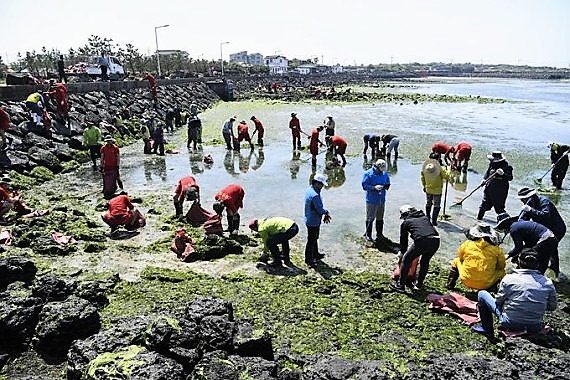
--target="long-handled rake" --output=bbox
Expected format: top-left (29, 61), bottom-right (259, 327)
top-left (439, 179), bottom-right (452, 220)
top-left (451, 171), bottom-right (498, 208)
top-left (535, 151), bottom-right (569, 184)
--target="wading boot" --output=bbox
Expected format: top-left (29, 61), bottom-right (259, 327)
top-left (432, 207), bottom-right (440, 226)
top-left (174, 202), bottom-right (183, 219)
top-left (446, 267), bottom-right (459, 290)
top-left (365, 221), bottom-right (374, 241)
top-left (231, 215), bottom-right (241, 235)
top-left (425, 206), bottom-right (432, 220)
top-left (477, 208), bottom-right (486, 221)
top-left (226, 214), bottom-right (233, 233)
top-left (375, 220), bottom-right (384, 242)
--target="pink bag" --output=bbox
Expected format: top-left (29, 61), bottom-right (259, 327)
top-left (204, 215), bottom-right (223, 235)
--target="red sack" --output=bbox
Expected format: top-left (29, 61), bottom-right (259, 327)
top-left (171, 228), bottom-right (195, 261)
top-left (185, 202), bottom-right (215, 227)
top-left (204, 215), bottom-right (223, 235)
top-left (392, 257), bottom-right (419, 285)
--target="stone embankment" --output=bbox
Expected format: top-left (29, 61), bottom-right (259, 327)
top-left (0, 81), bottom-right (220, 182)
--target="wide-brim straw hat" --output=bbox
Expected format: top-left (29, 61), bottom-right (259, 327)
top-left (422, 159), bottom-right (441, 179)
top-left (466, 223), bottom-right (501, 245)
top-left (495, 212), bottom-right (518, 231)
top-left (486, 151), bottom-right (506, 162)
top-left (517, 187), bottom-right (537, 199)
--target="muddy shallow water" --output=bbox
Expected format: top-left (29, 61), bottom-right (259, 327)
top-left (36, 79), bottom-right (570, 279)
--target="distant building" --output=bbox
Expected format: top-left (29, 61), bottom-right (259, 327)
top-left (265, 55), bottom-right (288, 75)
top-left (296, 64), bottom-right (317, 75)
top-left (331, 64), bottom-right (344, 74)
top-left (229, 51), bottom-right (265, 66)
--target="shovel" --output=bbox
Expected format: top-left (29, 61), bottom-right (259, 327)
top-left (451, 171), bottom-right (498, 208)
top-left (535, 151), bottom-right (569, 183)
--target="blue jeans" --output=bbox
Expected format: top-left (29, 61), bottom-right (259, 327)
top-left (477, 291), bottom-right (542, 333)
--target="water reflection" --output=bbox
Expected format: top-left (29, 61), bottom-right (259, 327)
top-left (324, 164), bottom-right (346, 188)
top-left (251, 149), bottom-right (265, 171)
top-left (238, 149), bottom-right (254, 173)
top-left (224, 150), bottom-right (238, 177)
top-left (290, 151), bottom-right (301, 179)
top-left (387, 157), bottom-right (398, 175)
top-left (450, 170), bottom-right (468, 192)
top-left (362, 154), bottom-right (373, 171)
top-left (143, 156), bottom-right (167, 182)
top-left (189, 152), bottom-right (204, 174)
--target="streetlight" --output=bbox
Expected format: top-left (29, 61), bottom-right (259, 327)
top-left (154, 24), bottom-right (170, 77)
top-left (220, 41), bottom-right (230, 76)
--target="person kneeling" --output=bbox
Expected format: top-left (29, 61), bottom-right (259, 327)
top-left (472, 248), bottom-right (557, 337)
top-left (249, 217), bottom-right (299, 267)
top-left (446, 223), bottom-right (506, 291)
top-left (101, 191), bottom-right (146, 233)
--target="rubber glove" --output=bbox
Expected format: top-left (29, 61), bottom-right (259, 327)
top-left (323, 214), bottom-right (332, 224)
top-left (374, 185), bottom-right (384, 191)
top-left (522, 204), bottom-right (532, 212)
top-left (496, 168), bottom-right (504, 176)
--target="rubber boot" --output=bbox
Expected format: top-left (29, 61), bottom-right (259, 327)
top-left (174, 202), bottom-right (183, 218)
top-left (477, 208), bottom-right (486, 221)
top-left (365, 221), bottom-right (374, 241)
top-left (226, 214), bottom-right (233, 232)
top-left (425, 205), bottom-right (432, 220)
top-left (375, 220), bottom-right (384, 241)
top-left (232, 214), bottom-right (240, 235)
top-left (446, 267), bottom-right (459, 289)
top-left (432, 207), bottom-right (440, 226)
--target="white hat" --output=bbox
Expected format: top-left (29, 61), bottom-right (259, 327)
top-left (466, 223), bottom-right (500, 245)
top-left (313, 173), bottom-right (328, 186)
top-left (399, 204), bottom-right (416, 218)
top-left (374, 159), bottom-right (387, 171)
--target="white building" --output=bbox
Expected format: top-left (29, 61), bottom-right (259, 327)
top-left (296, 64), bottom-right (317, 75)
top-left (264, 55), bottom-right (288, 75)
top-left (229, 51), bottom-right (265, 66)
top-left (331, 64), bottom-right (344, 74)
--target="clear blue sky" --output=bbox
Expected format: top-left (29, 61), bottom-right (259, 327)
top-left (2, 0), bottom-right (569, 67)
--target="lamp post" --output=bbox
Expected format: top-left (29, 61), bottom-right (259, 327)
top-left (220, 41), bottom-right (230, 76)
top-left (154, 24), bottom-right (170, 77)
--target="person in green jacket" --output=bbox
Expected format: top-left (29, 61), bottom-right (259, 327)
top-left (83, 123), bottom-right (102, 168)
top-left (421, 158), bottom-right (450, 226)
top-left (248, 217), bottom-right (299, 267)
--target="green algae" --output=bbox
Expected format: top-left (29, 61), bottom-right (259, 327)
top-left (29, 166), bottom-right (55, 182)
top-left (85, 345), bottom-right (146, 379)
top-left (8, 171), bottom-right (37, 191)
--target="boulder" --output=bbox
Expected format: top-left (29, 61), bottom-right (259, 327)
top-left (233, 320), bottom-right (274, 360)
top-left (143, 315), bottom-right (201, 353)
top-left (67, 316), bottom-right (151, 379)
top-left (190, 350), bottom-right (239, 380)
top-left (75, 281), bottom-right (109, 309)
top-left (185, 297), bottom-right (234, 322)
top-left (84, 346), bottom-right (185, 380)
top-left (27, 146), bottom-right (63, 173)
top-left (228, 355), bottom-right (278, 380)
top-left (33, 296), bottom-right (101, 356)
top-left (301, 356), bottom-right (391, 380)
top-left (22, 133), bottom-right (53, 150)
top-left (31, 274), bottom-right (76, 302)
top-left (51, 143), bottom-right (76, 162)
top-left (0, 257), bottom-right (37, 289)
top-left (0, 283), bottom-right (44, 348)
top-left (0, 150), bottom-right (32, 172)
top-left (199, 315), bottom-right (235, 352)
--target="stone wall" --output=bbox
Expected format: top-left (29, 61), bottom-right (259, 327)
top-left (0, 82), bottom-right (221, 178)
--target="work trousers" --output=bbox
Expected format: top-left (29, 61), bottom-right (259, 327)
top-left (305, 225), bottom-right (321, 263)
top-left (267, 223), bottom-right (299, 263)
top-left (398, 237), bottom-right (440, 287)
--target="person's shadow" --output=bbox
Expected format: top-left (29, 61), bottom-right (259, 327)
top-left (108, 230), bottom-right (140, 240)
top-left (311, 260), bottom-right (343, 279)
top-left (289, 151), bottom-right (301, 179)
top-left (251, 148), bottom-right (265, 171)
top-left (256, 262), bottom-right (307, 277)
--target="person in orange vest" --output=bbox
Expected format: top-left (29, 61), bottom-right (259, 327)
top-left (213, 184), bottom-right (245, 235)
top-left (325, 135), bottom-right (348, 166)
top-left (100, 135), bottom-right (124, 198)
top-left (173, 175), bottom-right (200, 220)
top-left (236, 120), bottom-right (254, 150)
top-left (250, 116), bottom-right (265, 146)
top-left (0, 107), bottom-right (13, 150)
top-left (48, 80), bottom-right (70, 126)
top-left (101, 191), bottom-right (146, 233)
top-left (289, 113), bottom-right (302, 150)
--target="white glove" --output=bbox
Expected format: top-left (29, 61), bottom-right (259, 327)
top-left (496, 168), bottom-right (504, 176)
top-left (374, 185), bottom-right (384, 191)
top-left (522, 204), bottom-right (532, 213)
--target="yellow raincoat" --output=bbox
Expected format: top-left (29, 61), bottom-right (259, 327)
top-left (452, 239), bottom-right (506, 290)
top-left (421, 166), bottom-right (450, 195)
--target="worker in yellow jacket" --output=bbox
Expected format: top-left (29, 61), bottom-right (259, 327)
top-left (420, 158), bottom-right (450, 226)
top-left (447, 223), bottom-right (506, 290)
top-left (248, 217), bottom-right (299, 268)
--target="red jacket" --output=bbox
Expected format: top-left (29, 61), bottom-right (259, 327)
top-left (455, 141), bottom-right (472, 154)
top-left (101, 143), bottom-right (120, 169)
top-left (144, 74), bottom-right (156, 87)
top-left (237, 122), bottom-right (249, 135)
top-left (331, 135), bottom-right (347, 153)
top-left (108, 195), bottom-right (133, 218)
top-left (432, 142), bottom-right (452, 154)
top-left (0, 108), bottom-right (10, 131)
top-left (174, 176), bottom-right (199, 197)
top-left (215, 184), bottom-right (245, 213)
top-left (289, 117), bottom-right (300, 131)
top-left (252, 119), bottom-right (264, 133)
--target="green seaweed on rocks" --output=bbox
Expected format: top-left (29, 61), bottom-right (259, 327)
top-left (30, 166), bottom-right (55, 182)
top-left (85, 345), bottom-right (146, 379)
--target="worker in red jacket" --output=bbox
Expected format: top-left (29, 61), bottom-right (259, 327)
top-left (100, 135), bottom-right (124, 198)
top-left (101, 191), bottom-right (146, 233)
top-left (325, 135), bottom-right (348, 166)
top-left (289, 113), bottom-right (302, 150)
top-left (250, 116), bottom-right (265, 146)
top-left (48, 81), bottom-right (70, 126)
top-left (143, 73), bottom-right (158, 105)
top-left (0, 107), bottom-right (13, 150)
top-left (236, 120), bottom-right (254, 150)
top-left (452, 141), bottom-right (472, 173)
top-left (213, 184), bottom-right (245, 235)
top-left (309, 126), bottom-right (324, 167)
top-left (0, 181), bottom-right (36, 220)
top-left (431, 141), bottom-right (453, 166)
top-left (173, 175), bottom-right (200, 219)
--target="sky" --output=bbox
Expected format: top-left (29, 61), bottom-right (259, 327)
top-left (1, 0), bottom-right (569, 68)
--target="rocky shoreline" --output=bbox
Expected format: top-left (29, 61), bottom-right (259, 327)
top-left (0, 80), bottom-right (569, 379)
